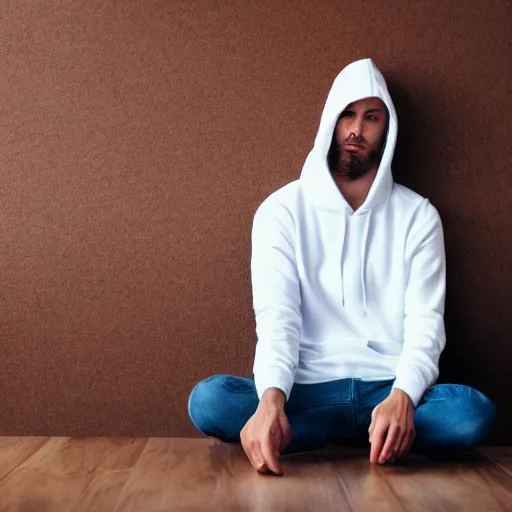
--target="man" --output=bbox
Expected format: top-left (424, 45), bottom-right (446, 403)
top-left (188, 58), bottom-right (497, 474)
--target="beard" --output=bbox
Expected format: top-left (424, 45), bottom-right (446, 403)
top-left (328, 136), bottom-right (384, 181)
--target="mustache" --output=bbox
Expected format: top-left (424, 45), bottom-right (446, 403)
top-left (343, 135), bottom-right (367, 146)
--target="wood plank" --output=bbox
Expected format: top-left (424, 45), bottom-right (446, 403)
top-left (328, 447), bottom-right (407, 512)
top-left (17, 437), bottom-right (148, 472)
top-left (248, 448), bottom-right (351, 512)
top-left (0, 437), bottom-right (510, 511)
top-left (330, 448), bottom-right (512, 512)
top-left (0, 437), bottom-right (147, 512)
top-left (0, 437), bottom-right (49, 480)
top-left (383, 454), bottom-right (510, 512)
top-left (476, 459), bottom-right (512, 512)
top-left (480, 446), bottom-right (512, 477)
top-left (114, 438), bottom-right (350, 512)
top-left (69, 469), bottom-right (133, 512)
top-left (0, 468), bottom-right (93, 512)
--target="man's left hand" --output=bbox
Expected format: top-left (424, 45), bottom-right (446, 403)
top-left (369, 388), bottom-right (415, 464)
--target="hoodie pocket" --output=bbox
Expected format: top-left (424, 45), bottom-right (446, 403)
top-left (367, 340), bottom-right (403, 357)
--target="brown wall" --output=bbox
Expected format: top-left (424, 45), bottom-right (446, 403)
top-left (0, 1), bottom-right (510, 442)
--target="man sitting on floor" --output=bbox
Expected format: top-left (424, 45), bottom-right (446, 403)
top-left (188, 58), bottom-right (497, 475)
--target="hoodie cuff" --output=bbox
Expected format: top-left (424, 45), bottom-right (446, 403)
top-left (254, 367), bottom-right (294, 402)
top-left (392, 374), bottom-right (429, 408)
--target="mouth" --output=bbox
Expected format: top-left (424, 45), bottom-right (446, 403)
top-left (343, 143), bottom-right (365, 152)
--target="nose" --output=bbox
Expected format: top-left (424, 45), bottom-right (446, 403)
top-left (350, 117), bottom-right (364, 138)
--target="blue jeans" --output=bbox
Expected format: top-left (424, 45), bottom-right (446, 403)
top-left (188, 375), bottom-right (497, 456)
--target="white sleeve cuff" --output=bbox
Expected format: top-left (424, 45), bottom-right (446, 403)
top-left (254, 367), bottom-right (294, 401)
top-left (392, 375), bottom-right (429, 408)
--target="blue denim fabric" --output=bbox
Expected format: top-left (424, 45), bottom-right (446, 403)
top-left (188, 375), bottom-right (497, 456)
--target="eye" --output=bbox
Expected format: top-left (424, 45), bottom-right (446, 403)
top-left (367, 115), bottom-right (379, 122)
top-left (340, 110), bottom-right (355, 118)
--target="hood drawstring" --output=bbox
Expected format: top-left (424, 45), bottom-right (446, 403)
top-left (340, 210), bottom-right (347, 306)
top-left (360, 210), bottom-right (371, 317)
top-left (340, 209), bottom-right (370, 316)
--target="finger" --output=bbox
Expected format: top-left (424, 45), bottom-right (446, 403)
top-left (245, 440), bottom-right (267, 472)
top-left (261, 433), bottom-right (282, 475)
top-left (379, 425), bottom-right (399, 464)
top-left (369, 406), bottom-right (379, 442)
top-left (396, 436), bottom-right (409, 459)
top-left (279, 418), bottom-right (292, 452)
top-left (399, 420), bottom-right (415, 455)
top-left (398, 429), bottom-right (415, 458)
top-left (393, 430), bottom-right (406, 459)
top-left (369, 423), bottom-right (387, 464)
top-left (257, 463), bottom-right (269, 474)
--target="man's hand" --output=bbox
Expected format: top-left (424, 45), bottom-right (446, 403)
top-left (240, 388), bottom-right (292, 475)
top-left (369, 388), bottom-right (415, 464)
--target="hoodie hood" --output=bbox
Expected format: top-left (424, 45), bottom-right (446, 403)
top-left (300, 58), bottom-right (398, 213)
top-left (299, 58), bottom-right (399, 316)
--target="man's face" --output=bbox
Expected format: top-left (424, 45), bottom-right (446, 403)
top-left (329, 97), bottom-right (388, 180)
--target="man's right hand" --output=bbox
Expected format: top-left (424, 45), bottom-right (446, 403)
top-left (240, 388), bottom-right (292, 475)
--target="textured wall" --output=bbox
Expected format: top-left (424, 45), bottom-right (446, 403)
top-left (0, 0), bottom-right (510, 442)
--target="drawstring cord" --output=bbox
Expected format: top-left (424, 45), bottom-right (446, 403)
top-left (360, 211), bottom-right (371, 317)
top-left (340, 211), bottom-right (347, 306)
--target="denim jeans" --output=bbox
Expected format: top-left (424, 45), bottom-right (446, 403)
top-left (188, 375), bottom-right (497, 456)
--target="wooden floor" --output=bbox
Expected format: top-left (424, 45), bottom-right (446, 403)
top-left (0, 437), bottom-right (511, 511)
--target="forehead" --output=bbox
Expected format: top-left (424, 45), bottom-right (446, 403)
top-left (345, 97), bottom-right (386, 111)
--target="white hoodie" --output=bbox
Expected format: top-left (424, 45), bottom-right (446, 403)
top-left (251, 58), bottom-right (446, 407)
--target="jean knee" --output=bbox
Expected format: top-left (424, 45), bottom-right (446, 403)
top-left (466, 388), bottom-right (497, 445)
top-left (452, 387), bottom-right (497, 448)
top-left (417, 384), bottom-right (498, 453)
top-left (188, 375), bottom-right (227, 434)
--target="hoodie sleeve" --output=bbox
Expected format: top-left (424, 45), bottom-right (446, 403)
top-left (392, 200), bottom-right (447, 407)
top-left (251, 198), bottom-right (302, 401)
